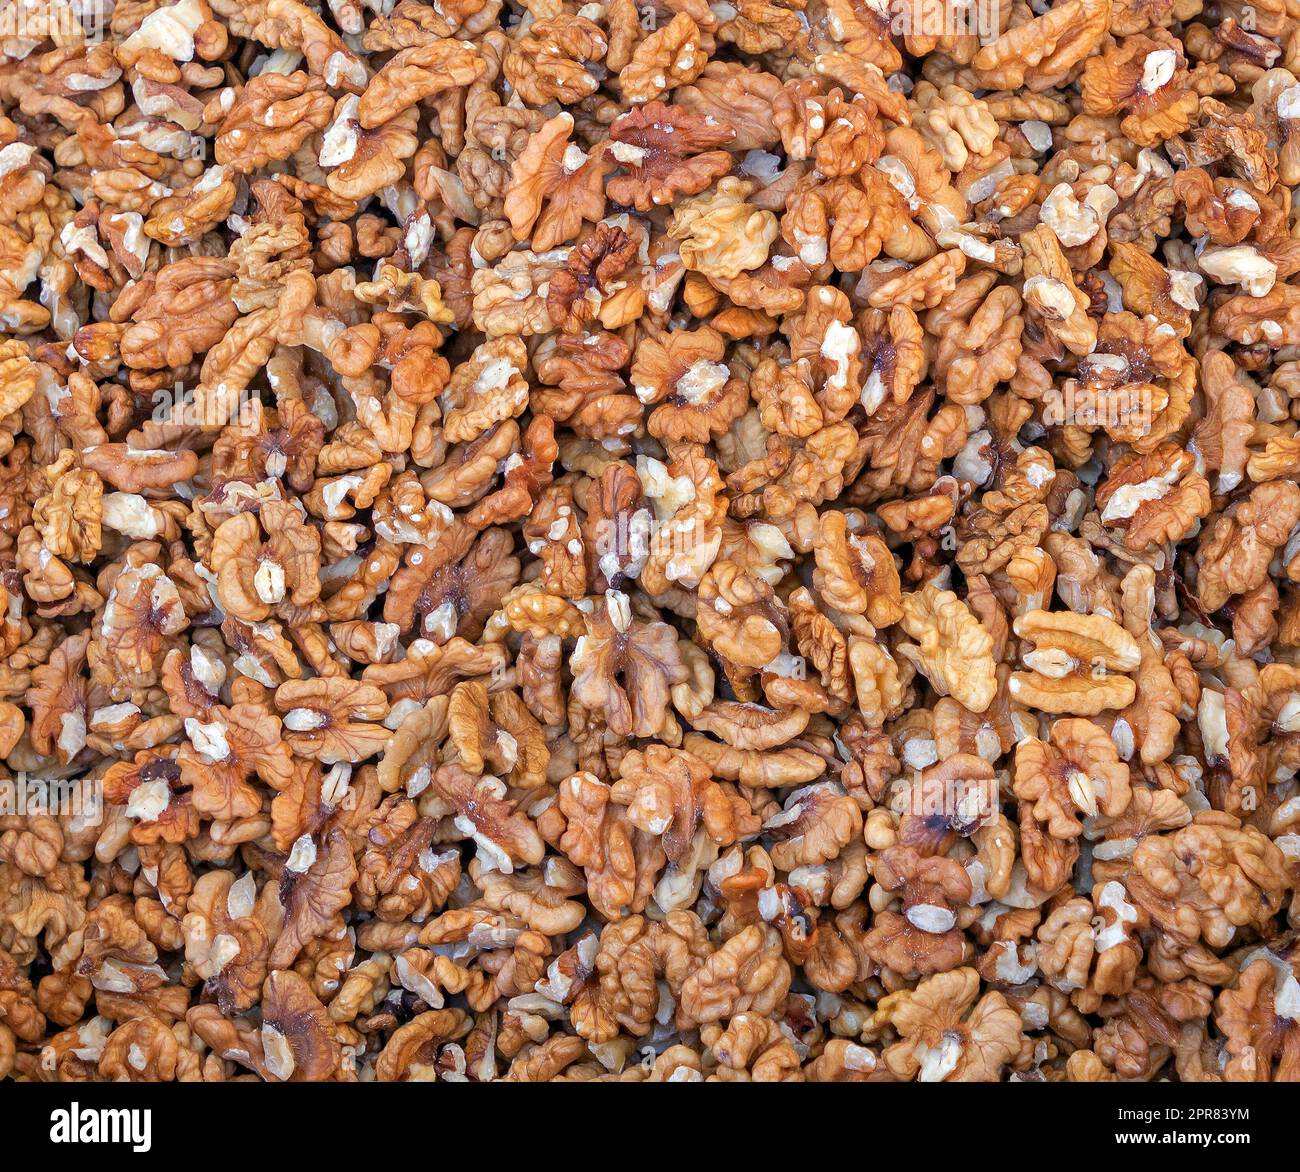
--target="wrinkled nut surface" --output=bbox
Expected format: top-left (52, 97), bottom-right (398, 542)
top-left (0, 0), bottom-right (1298, 1092)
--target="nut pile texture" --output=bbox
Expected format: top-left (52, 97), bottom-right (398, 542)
top-left (3, 0), bottom-right (1300, 1085)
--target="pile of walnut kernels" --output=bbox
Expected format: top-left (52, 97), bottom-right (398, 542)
top-left (1, 0), bottom-right (1300, 1085)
